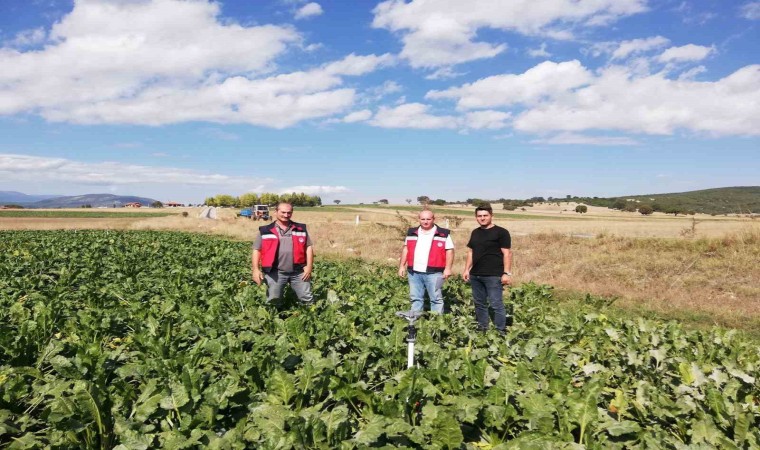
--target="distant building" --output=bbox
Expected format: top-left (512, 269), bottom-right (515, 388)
top-left (124, 202), bottom-right (142, 208)
top-left (165, 201), bottom-right (185, 207)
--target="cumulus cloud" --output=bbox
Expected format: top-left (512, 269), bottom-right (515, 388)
top-left (0, 0), bottom-right (391, 128)
top-left (740, 1), bottom-right (760, 19)
top-left (370, 103), bottom-right (458, 129)
top-left (527, 43), bottom-right (551, 58)
top-left (367, 103), bottom-right (509, 130)
top-left (426, 61), bottom-right (593, 110)
top-left (513, 65), bottom-right (760, 136)
top-left (6, 27), bottom-right (47, 48)
top-left (372, 0), bottom-right (647, 69)
top-left (611, 36), bottom-right (670, 60)
top-left (342, 109), bottom-right (373, 123)
top-left (531, 132), bottom-right (639, 146)
top-left (295, 2), bottom-right (323, 20)
top-left (279, 185), bottom-right (349, 195)
top-left (657, 44), bottom-right (714, 62)
top-left (0, 153), bottom-right (273, 188)
top-left (428, 61), bottom-right (760, 136)
top-left (463, 110), bottom-right (512, 130)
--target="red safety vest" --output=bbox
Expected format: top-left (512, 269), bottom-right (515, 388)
top-left (405, 226), bottom-right (450, 272)
top-left (259, 222), bottom-right (309, 271)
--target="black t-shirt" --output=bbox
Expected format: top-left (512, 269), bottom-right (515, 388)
top-left (467, 225), bottom-right (511, 276)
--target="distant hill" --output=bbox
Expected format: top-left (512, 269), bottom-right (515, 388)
top-left (23, 193), bottom-right (160, 208)
top-left (619, 187), bottom-right (760, 215)
top-left (0, 191), bottom-right (62, 204)
top-left (569, 186), bottom-right (760, 215)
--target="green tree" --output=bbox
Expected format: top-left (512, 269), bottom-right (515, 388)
top-left (432, 199), bottom-right (446, 206)
top-left (378, 199), bottom-right (389, 204)
top-left (624, 203), bottom-right (638, 212)
top-left (638, 204), bottom-right (654, 215)
top-left (575, 205), bottom-right (588, 214)
top-left (260, 193), bottom-right (280, 206)
top-left (417, 196), bottom-right (430, 205)
top-left (334, 199), bottom-right (341, 205)
top-left (239, 192), bottom-right (259, 207)
top-left (405, 198), bottom-right (412, 205)
top-left (151, 201), bottom-right (164, 208)
top-left (611, 199), bottom-right (627, 210)
top-left (214, 194), bottom-right (237, 207)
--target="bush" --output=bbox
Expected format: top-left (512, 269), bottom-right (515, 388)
top-left (575, 205), bottom-right (588, 214)
top-left (638, 204), bottom-right (654, 215)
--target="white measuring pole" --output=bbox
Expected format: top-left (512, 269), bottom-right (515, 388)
top-left (407, 341), bottom-right (415, 368)
top-left (355, 215), bottom-right (360, 225)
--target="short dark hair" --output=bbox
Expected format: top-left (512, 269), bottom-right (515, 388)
top-left (275, 201), bottom-right (293, 211)
top-left (475, 205), bottom-right (493, 215)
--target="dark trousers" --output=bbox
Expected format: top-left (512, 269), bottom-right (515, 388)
top-left (470, 275), bottom-right (506, 331)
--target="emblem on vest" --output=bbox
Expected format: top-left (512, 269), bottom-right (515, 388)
top-left (299, 238), bottom-right (305, 243)
top-left (437, 242), bottom-right (443, 247)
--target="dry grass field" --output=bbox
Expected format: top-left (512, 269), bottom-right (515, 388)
top-left (3, 205), bottom-right (758, 334)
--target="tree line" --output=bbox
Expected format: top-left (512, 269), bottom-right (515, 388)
top-left (204, 192), bottom-right (322, 208)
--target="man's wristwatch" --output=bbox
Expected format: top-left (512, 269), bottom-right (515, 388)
top-left (503, 271), bottom-right (512, 276)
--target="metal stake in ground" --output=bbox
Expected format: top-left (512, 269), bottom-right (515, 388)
top-left (395, 310), bottom-right (425, 369)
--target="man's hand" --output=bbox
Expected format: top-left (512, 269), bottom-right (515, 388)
top-left (301, 267), bottom-right (312, 281)
top-left (462, 270), bottom-right (470, 282)
top-left (443, 268), bottom-right (452, 280)
top-left (252, 270), bottom-right (263, 285)
top-left (398, 266), bottom-right (406, 278)
top-left (501, 274), bottom-right (512, 286)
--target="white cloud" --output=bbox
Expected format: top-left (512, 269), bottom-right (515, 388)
top-left (611, 36), bottom-right (670, 60)
top-left (527, 43), bottom-right (551, 58)
top-left (740, 1), bottom-right (760, 19)
top-left (6, 27), bottom-right (47, 48)
top-left (657, 44), bottom-right (714, 62)
top-left (279, 185), bottom-right (349, 195)
top-left (531, 132), bottom-right (639, 146)
top-left (430, 61), bottom-right (760, 136)
top-left (678, 66), bottom-right (707, 81)
top-left (425, 67), bottom-right (467, 80)
top-left (0, 0), bottom-right (392, 128)
top-left (0, 153), bottom-right (273, 188)
top-left (513, 64), bottom-right (760, 136)
top-left (370, 103), bottom-right (458, 129)
top-left (372, 0), bottom-right (647, 68)
top-left (463, 110), bottom-right (511, 130)
top-left (295, 2), bottom-right (323, 20)
top-left (426, 61), bottom-right (593, 109)
top-left (342, 109), bottom-right (373, 123)
top-left (367, 103), bottom-right (509, 130)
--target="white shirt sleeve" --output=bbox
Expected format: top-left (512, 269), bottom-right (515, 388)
top-left (445, 235), bottom-right (454, 250)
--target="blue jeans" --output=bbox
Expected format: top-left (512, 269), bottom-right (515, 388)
top-left (408, 271), bottom-right (444, 314)
top-left (264, 270), bottom-right (313, 304)
top-left (470, 275), bottom-right (506, 330)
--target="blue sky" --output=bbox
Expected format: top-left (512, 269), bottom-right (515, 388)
top-left (0, 0), bottom-right (758, 204)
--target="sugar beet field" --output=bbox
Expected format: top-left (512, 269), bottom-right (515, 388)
top-left (1, 230), bottom-right (759, 449)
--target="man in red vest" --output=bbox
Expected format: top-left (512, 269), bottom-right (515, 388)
top-left (252, 201), bottom-right (314, 304)
top-left (398, 209), bottom-right (454, 313)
